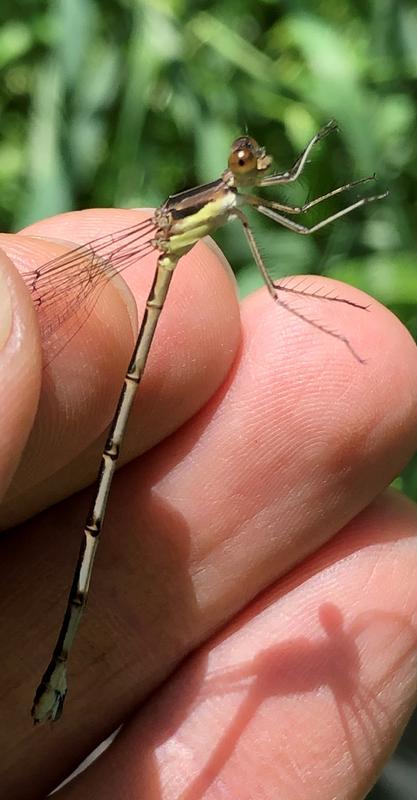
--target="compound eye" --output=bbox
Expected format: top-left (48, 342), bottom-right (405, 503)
top-left (228, 137), bottom-right (259, 176)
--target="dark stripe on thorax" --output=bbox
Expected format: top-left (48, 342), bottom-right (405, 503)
top-left (163, 178), bottom-right (231, 220)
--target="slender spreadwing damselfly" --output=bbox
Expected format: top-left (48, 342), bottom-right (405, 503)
top-left (28, 120), bottom-right (387, 724)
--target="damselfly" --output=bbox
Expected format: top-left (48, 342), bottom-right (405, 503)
top-left (29, 120), bottom-right (387, 723)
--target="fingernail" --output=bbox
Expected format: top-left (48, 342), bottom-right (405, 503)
top-left (25, 234), bottom-right (81, 248)
top-left (111, 273), bottom-right (139, 337)
top-left (0, 255), bottom-right (13, 352)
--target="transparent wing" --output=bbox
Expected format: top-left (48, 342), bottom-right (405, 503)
top-left (21, 217), bottom-right (157, 364)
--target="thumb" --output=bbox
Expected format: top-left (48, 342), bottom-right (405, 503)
top-left (0, 249), bottom-right (42, 502)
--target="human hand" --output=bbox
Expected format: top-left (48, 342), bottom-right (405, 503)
top-left (1, 209), bottom-right (417, 799)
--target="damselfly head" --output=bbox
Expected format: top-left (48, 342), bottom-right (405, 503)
top-left (228, 136), bottom-right (272, 184)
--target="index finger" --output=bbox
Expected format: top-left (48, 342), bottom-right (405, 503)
top-left (0, 209), bottom-right (241, 528)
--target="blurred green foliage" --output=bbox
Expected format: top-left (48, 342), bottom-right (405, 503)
top-left (1, 2), bottom-right (416, 795)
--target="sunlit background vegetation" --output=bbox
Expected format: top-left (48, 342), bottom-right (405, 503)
top-left (1, 1), bottom-right (416, 795)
